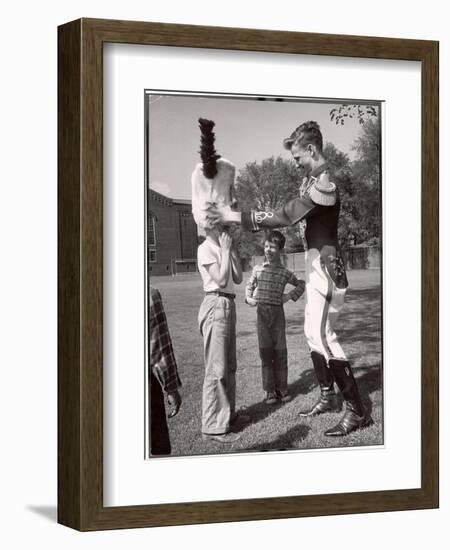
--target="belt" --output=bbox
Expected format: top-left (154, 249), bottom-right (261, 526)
top-left (205, 291), bottom-right (236, 300)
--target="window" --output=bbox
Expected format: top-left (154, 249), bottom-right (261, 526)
top-left (148, 214), bottom-right (156, 246)
top-left (149, 249), bottom-right (157, 263)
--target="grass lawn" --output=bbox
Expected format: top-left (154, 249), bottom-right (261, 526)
top-left (151, 268), bottom-right (383, 457)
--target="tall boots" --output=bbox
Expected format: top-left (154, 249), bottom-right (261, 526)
top-left (299, 351), bottom-right (340, 417)
top-left (300, 353), bottom-right (372, 436)
top-left (324, 359), bottom-right (373, 436)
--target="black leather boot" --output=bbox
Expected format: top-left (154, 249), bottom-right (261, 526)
top-left (324, 360), bottom-right (373, 436)
top-left (299, 352), bottom-right (340, 417)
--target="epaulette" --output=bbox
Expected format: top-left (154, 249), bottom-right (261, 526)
top-left (309, 171), bottom-right (336, 206)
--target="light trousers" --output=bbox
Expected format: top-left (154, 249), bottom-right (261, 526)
top-left (198, 294), bottom-right (237, 434)
top-left (304, 249), bottom-right (347, 363)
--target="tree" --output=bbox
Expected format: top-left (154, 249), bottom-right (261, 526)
top-left (328, 105), bottom-right (382, 246)
top-left (322, 143), bottom-right (361, 247)
top-left (330, 104), bottom-right (378, 125)
top-left (352, 118), bottom-right (381, 184)
top-left (350, 119), bottom-right (382, 245)
top-left (235, 156), bottom-right (299, 211)
top-left (233, 156), bottom-right (303, 263)
top-left (324, 137), bottom-right (382, 246)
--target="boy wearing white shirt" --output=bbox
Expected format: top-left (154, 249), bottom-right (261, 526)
top-left (197, 227), bottom-right (243, 443)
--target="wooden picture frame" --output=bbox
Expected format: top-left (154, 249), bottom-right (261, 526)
top-left (58, 18), bottom-right (439, 531)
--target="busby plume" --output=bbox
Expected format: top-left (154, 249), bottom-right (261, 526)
top-left (198, 118), bottom-right (221, 179)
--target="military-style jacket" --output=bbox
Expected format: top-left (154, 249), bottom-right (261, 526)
top-left (241, 165), bottom-right (348, 289)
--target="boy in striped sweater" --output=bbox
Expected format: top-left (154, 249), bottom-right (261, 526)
top-left (246, 231), bottom-right (305, 404)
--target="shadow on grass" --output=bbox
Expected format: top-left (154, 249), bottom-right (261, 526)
top-left (237, 398), bottom-right (294, 428)
top-left (354, 363), bottom-right (383, 417)
top-left (237, 329), bottom-right (258, 338)
top-left (290, 367), bottom-right (318, 395)
top-left (233, 370), bottom-right (319, 428)
top-left (229, 369), bottom-right (315, 429)
top-left (338, 287), bottom-right (382, 345)
top-left (243, 423), bottom-right (311, 452)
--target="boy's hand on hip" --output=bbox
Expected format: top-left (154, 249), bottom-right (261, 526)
top-left (245, 297), bottom-right (257, 307)
top-left (282, 293), bottom-right (291, 304)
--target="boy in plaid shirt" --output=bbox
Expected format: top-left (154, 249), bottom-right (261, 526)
top-left (149, 285), bottom-right (182, 455)
top-left (246, 231), bottom-right (305, 404)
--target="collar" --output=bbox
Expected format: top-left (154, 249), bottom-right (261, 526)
top-left (263, 260), bottom-right (282, 267)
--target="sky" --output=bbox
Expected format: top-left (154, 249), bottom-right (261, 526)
top-left (147, 93), bottom-right (379, 200)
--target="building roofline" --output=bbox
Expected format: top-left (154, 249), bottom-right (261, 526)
top-left (172, 198), bottom-right (191, 205)
top-left (149, 188), bottom-right (191, 206)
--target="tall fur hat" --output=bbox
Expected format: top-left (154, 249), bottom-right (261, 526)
top-left (191, 118), bottom-right (236, 229)
top-left (198, 118), bottom-right (221, 179)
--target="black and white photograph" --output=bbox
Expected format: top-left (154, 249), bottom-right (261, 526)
top-left (146, 91), bottom-right (383, 458)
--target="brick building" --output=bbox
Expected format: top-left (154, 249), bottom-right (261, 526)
top-left (148, 189), bottom-right (198, 276)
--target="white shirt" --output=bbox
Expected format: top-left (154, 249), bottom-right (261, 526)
top-left (197, 239), bottom-right (235, 293)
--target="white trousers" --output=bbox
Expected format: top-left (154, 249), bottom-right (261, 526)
top-left (304, 249), bottom-right (347, 363)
